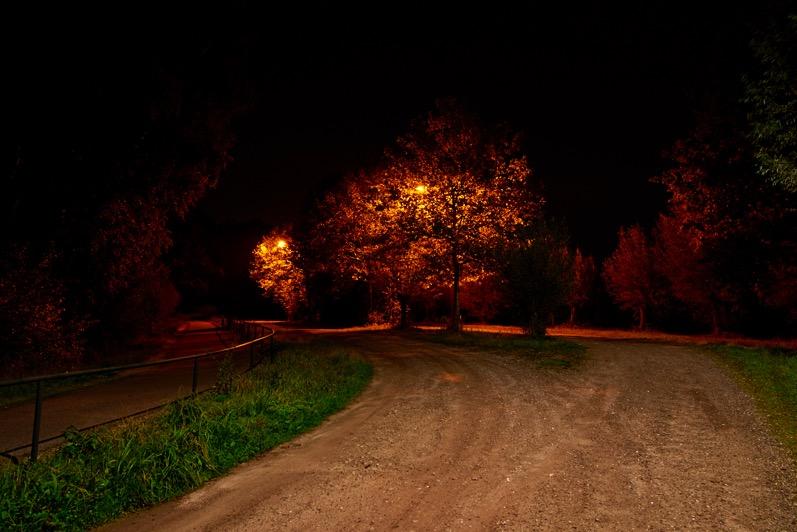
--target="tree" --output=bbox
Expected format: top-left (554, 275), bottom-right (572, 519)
top-left (603, 226), bottom-right (658, 330)
top-left (250, 232), bottom-right (306, 319)
top-left (567, 248), bottom-right (595, 325)
top-left (2, 28), bottom-right (243, 363)
top-left (652, 214), bottom-right (729, 334)
top-left (386, 99), bottom-right (542, 331)
top-left (0, 246), bottom-right (82, 375)
top-left (745, 13), bottom-right (797, 192)
top-left (501, 223), bottom-right (572, 337)
top-left (653, 118), bottom-right (795, 333)
top-left (309, 101), bottom-right (542, 331)
top-left (308, 171), bottom-right (436, 327)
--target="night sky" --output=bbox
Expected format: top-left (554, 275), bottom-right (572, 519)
top-left (6, 1), bottom-right (781, 257)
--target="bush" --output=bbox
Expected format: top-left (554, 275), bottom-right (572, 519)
top-left (500, 223), bottom-right (572, 337)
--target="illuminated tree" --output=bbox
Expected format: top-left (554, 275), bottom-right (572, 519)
top-left (567, 248), bottom-right (595, 325)
top-left (385, 99), bottom-right (542, 331)
top-left (310, 171), bottom-right (438, 327)
top-left (310, 101), bottom-right (542, 330)
top-left (250, 232), bottom-right (306, 319)
top-left (603, 226), bottom-right (659, 330)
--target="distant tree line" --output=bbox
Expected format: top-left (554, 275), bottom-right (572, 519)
top-left (600, 15), bottom-right (796, 336)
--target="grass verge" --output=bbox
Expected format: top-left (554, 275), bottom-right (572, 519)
top-left (710, 345), bottom-right (797, 458)
top-left (415, 331), bottom-right (586, 368)
top-left (0, 343), bottom-right (372, 530)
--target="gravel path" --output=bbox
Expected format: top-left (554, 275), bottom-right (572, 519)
top-left (106, 333), bottom-right (797, 530)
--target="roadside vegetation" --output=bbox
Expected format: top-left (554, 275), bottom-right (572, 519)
top-left (0, 343), bottom-right (372, 530)
top-left (417, 331), bottom-right (586, 368)
top-left (711, 345), bottom-right (797, 458)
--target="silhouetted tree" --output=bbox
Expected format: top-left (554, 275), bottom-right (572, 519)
top-left (501, 223), bottom-right (572, 337)
top-left (654, 118), bottom-right (795, 334)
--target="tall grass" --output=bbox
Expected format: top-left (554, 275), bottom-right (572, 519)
top-left (711, 345), bottom-right (797, 458)
top-left (0, 344), bottom-right (372, 530)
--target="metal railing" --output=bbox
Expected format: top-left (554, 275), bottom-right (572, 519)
top-left (0, 318), bottom-right (275, 463)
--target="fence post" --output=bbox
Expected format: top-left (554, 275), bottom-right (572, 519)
top-left (192, 358), bottom-right (199, 394)
top-left (30, 381), bottom-right (42, 462)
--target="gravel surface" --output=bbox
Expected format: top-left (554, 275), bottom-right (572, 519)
top-left (106, 333), bottom-right (797, 531)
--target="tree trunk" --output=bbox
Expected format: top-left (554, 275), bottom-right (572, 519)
top-left (710, 306), bottom-right (720, 335)
top-left (399, 297), bottom-right (409, 330)
top-left (449, 259), bottom-right (462, 332)
top-left (637, 306), bottom-right (646, 330)
top-left (528, 307), bottom-right (546, 338)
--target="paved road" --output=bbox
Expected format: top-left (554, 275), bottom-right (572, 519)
top-left (0, 321), bottom-right (245, 456)
top-left (107, 333), bottom-right (797, 531)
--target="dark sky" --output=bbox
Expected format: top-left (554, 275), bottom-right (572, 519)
top-left (6, 1), bottom-right (783, 257)
top-left (194, 1), bottom-right (774, 256)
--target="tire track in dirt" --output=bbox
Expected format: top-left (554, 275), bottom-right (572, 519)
top-left (104, 334), bottom-right (797, 531)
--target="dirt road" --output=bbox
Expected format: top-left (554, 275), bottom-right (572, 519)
top-left (108, 334), bottom-right (796, 530)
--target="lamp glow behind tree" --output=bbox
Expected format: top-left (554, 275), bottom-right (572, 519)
top-left (386, 99), bottom-right (543, 331)
top-left (250, 233), bottom-right (306, 319)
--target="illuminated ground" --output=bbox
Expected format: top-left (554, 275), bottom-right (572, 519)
top-left (105, 331), bottom-right (797, 530)
top-left (420, 323), bottom-right (797, 350)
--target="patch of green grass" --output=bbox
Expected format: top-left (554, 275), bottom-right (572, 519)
top-left (0, 343), bottom-right (372, 530)
top-left (711, 345), bottom-right (797, 458)
top-left (0, 372), bottom-right (118, 408)
top-left (415, 331), bottom-right (585, 368)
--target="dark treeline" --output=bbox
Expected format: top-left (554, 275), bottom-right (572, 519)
top-left (1, 17), bottom-right (248, 375)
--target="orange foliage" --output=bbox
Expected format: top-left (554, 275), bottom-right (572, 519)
top-left (250, 232), bottom-right (306, 319)
top-left (602, 226), bottom-right (659, 329)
